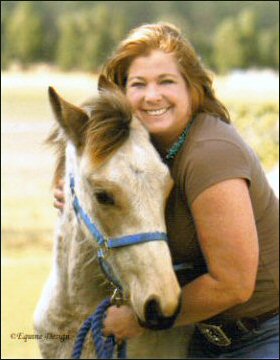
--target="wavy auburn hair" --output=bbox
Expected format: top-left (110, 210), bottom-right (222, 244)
top-left (101, 22), bottom-right (230, 123)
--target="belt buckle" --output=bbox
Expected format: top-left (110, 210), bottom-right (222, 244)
top-left (197, 323), bottom-right (232, 347)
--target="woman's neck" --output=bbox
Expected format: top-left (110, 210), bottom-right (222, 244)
top-left (151, 134), bottom-right (176, 157)
top-left (151, 118), bottom-right (192, 158)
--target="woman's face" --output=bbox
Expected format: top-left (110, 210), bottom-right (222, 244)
top-left (126, 50), bottom-right (192, 139)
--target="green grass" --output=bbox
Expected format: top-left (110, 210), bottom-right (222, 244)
top-left (1, 249), bottom-right (52, 359)
top-left (226, 101), bottom-right (279, 170)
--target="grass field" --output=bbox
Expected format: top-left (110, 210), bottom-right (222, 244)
top-left (2, 250), bottom-right (51, 359)
top-left (1, 69), bottom-right (279, 359)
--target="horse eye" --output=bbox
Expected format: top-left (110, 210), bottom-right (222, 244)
top-left (95, 191), bottom-right (115, 205)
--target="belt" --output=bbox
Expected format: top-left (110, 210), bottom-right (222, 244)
top-left (196, 307), bottom-right (279, 348)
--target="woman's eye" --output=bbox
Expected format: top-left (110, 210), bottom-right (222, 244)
top-left (161, 79), bottom-right (174, 84)
top-left (95, 191), bottom-right (115, 205)
top-left (131, 82), bottom-right (145, 88)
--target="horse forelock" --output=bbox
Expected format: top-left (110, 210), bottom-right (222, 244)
top-left (84, 90), bottom-right (132, 164)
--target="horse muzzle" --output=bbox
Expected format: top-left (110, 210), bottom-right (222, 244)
top-left (138, 295), bottom-right (182, 330)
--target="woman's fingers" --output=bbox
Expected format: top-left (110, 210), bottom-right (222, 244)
top-left (54, 199), bottom-right (65, 211)
top-left (54, 188), bottom-right (65, 203)
top-left (54, 179), bottom-right (65, 211)
top-left (57, 178), bottom-right (65, 190)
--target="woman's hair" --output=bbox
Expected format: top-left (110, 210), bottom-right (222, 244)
top-left (101, 22), bottom-right (230, 123)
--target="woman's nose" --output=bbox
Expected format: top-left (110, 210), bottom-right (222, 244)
top-left (144, 84), bottom-right (162, 103)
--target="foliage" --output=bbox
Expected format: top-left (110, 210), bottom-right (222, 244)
top-left (214, 17), bottom-right (245, 72)
top-left (57, 4), bottom-right (126, 71)
top-left (228, 101), bottom-right (279, 170)
top-left (3, 2), bottom-right (44, 66)
top-left (1, 1), bottom-right (279, 72)
top-left (214, 9), bottom-right (262, 71)
top-left (258, 25), bottom-right (279, 68)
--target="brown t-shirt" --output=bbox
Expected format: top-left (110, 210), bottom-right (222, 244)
top-left (165, 112), bottom-right (279, 321)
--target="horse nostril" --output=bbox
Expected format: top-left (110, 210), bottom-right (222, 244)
top-left (144, 298), bottom-right (163, 324)
top-left (141, 296), bottom-right (181, 330)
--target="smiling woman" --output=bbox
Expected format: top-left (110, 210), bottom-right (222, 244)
top-left (52, 22), bottom-right (279, 359)
top-left (126, 50), bottom-right (192, 151)
top-left (99, 22), bottom-right (279, 359)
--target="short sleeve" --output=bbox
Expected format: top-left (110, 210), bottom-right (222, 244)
top-left (185, 139), bottom-right (252, 206)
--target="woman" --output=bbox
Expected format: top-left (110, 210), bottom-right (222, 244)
top-left (54, 23), bottom-right (279, 358)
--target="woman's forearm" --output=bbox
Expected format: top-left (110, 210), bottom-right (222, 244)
top-left (175, 273), bottom-right (247, 327)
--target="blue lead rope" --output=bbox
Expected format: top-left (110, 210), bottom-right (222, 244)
top-left (72, 298), bottom-right (127, 359)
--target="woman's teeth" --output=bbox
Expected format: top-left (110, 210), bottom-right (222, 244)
top-left (145, 108), bottom-right (168, 116)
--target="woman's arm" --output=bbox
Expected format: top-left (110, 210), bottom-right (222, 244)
top-left (103, 178), bottom-right (259, 339)
top-left (175, 178), bottom-right (259, 326)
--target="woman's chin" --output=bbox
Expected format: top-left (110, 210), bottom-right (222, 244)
top-left (143, 121), bottom-right (173, 136)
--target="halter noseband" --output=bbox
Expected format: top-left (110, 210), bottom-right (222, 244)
top-left (69, 174), bottom-right (168, 290)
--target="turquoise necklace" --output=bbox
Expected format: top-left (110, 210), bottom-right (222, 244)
top-left (165, 118), bottom-right (194, 161)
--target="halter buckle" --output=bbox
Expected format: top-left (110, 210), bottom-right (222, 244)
top-left (110, 288), bottom-right (123, 307)
top-left (101, 238), bottom-right (109, 254)
top-left (97, 240), bottom-right (109, 259)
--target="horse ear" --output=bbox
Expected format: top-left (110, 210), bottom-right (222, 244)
top-left (98, 74), bottom-right (120, 93)
top-left (48, 86), bottom-right (88, 148)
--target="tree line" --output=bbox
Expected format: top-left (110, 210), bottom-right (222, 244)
top-left (1, 1), bottom-right (279, 73)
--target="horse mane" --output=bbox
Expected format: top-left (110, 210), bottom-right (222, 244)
top-left (46, 89), bottom-right (132, 187)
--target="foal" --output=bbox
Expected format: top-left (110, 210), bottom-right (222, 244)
top-left (34, 82), bottom-right (190, 358)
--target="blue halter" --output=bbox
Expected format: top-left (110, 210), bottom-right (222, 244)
top-left (69, 174), bottom-right (169, 289)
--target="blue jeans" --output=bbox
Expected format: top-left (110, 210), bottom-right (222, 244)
top-left (188, 315), bottom-right (279, 359)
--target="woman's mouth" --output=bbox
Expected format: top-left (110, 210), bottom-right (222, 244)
top-left (144, 107), bottom-right (170, 116)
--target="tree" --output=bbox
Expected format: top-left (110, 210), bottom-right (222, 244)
top-left (1, 1), bottom-right (278, 71)
top-left (213, 18), bottom-right (245, 73)
top-left (56, 13), bottom-right (84, 70)
top-left (237, 9), bottom-right (259, 68)
top-left (258, 25), bottom-right (279, 69)
top-left (80, 4), bottom-right (119, 71)
top-left (275, 27), bottom-right (279, 69)
top-left (213, 9), bottom-right (260, 72)
top-left (5, 2), bottom-right (44, 66)
top-left (57, 4), bottom-right (127, 72)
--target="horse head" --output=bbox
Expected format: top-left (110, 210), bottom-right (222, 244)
top-left (48, 80), bottom-right (181, 329)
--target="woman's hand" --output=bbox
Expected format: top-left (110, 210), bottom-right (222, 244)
top-left (103, 305), bottom-right (144, 342)
top-left (53, 179), bottom-right (65, 212)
